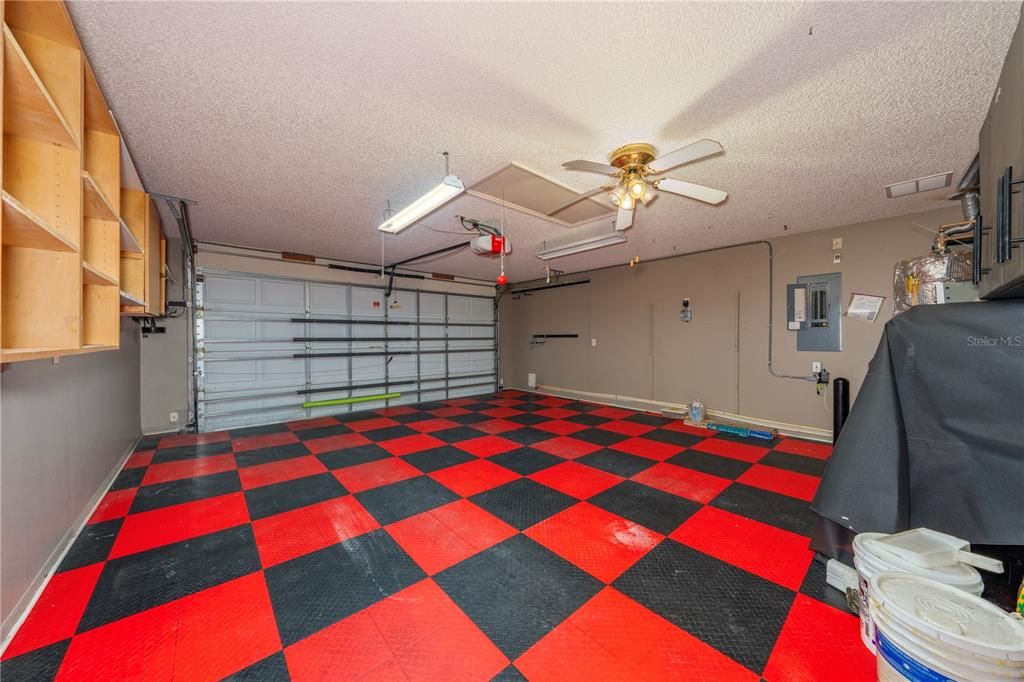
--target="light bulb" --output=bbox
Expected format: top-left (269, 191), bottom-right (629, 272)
top-left (620, 194), bottom-right (635, 210)
top-left (628, 177), bottom-right (647, 199)
top-left (609, 186), bottom-right (627, 206)
top-left (609, 191), bottom-right (621, 206)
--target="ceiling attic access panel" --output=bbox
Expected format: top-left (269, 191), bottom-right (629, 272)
top-left (469, 163), bottom-right (613, 224)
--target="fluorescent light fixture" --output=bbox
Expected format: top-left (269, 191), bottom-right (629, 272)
top-left (884, 172), bottom-right (952, 199)
top-left (535, 232), bottom-right (626, 260)
top-left (378, 175), bottom-right (465, 233)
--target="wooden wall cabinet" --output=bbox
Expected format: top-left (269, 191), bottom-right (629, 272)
top-left (0, 0), bottom-right (165, 363)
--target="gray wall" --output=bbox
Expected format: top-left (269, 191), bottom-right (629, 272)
top-left (140, 238), bottom-right (190, 434)
top-left (0, 318), bottom-right (140, 636)
top-left (500, 206), bottom-right (960, 432)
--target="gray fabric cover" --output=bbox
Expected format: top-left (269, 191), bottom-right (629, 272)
top-left (812, 300), bottom-right (1024, 545)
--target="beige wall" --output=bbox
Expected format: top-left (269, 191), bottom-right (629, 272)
top-left (499, 206), bottom-right (962, 432)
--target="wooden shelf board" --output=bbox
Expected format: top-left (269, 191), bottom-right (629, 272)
top-left (83, 261), bottom-right (118, 286)
top-left (84, 63), bottom-right (117, 135)
top-left (82, 172), bottom-right (117, 221)
top-left (119, 218), bottom-right (144, 253)
top-left (0, 346), bottom-right (79, 363)
top-left (119, 290), bottom-right (144, 306)
top-left (1, 191), bottom-right (78, 252)
top-left (2, 25), bottom-right (79, 150)
top-left (81, 344), bottom-right (117, 354)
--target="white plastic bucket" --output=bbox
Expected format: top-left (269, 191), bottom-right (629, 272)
top-left (853, 533), bottom-right (984, 653)
top-left (870, 572), bottom-right (1024, 681)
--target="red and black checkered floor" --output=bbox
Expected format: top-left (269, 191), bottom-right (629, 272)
top-left (0, 391), bottom-right (875, 681)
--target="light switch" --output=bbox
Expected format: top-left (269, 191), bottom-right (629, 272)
top-left (591, 338), bottom-right (597, 347)
top-left (832, 237), bottom-right (843, 250)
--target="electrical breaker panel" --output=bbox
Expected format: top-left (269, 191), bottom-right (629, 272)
top-left (791, 272), bottom-right (842, 352)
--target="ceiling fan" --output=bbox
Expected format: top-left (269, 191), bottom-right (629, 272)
top-left (553, 139), bottom-right (727, 230)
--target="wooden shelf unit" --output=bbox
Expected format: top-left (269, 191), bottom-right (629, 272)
top-left (1, 0), bottom-right (164, 362)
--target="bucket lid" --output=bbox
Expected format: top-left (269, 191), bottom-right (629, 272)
top-left (870, 572), bottom-right (1024, 662)
top-left (854, 533), bottom-right (983, 587)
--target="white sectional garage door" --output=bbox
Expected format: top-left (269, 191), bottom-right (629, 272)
top-left (195, 270), bottom-right (496, 432)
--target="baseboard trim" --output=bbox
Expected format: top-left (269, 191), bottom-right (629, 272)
top-left (529, 384), bottom-right (832, 442)
top-left (0, 435), bottom-right (141, 651)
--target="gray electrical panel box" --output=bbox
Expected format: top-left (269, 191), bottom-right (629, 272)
top-left (788, 272), bottom-right (842, 352)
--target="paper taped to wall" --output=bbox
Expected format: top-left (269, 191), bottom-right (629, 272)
top-left (847, 293), bottom-right (885, 322)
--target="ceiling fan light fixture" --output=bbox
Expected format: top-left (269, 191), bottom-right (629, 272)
top-left (620, 194), bottom-right (636, 210)
top-left (627, 175), bottom-right (647, 200)
top-left (378, 175), bottom-right (465, 233)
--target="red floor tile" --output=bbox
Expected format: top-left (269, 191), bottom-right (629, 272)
top-left (774, 438), bottom-right (832, 460)
top-left (428, 406), bottom-right (470, 418)
top-left (238, 455), bottom-right (328, 490)
top-left (407, 417), bottom-right (460, 433)
top-left (285, 608), bottom-right (396, 681)
top-left (428, 459), bottom-right (520, 497)
top-left (1, 563), bottom-right (103, 660)
top-left (141, 453), bottom-right (236, 486)
top-left (481, 406), bottom-right (523, 418)
top-left (762, 594), bottom-right (875, 682)
top-left (157, 431), bottom-right (230, 449)
top-left (88, 488), bottom-right (136, 524)
top-left (286, 416), bottom-right (340, 431)
top-left (737, 464), bottom-right (820, 502)
top-left (533, 419), bottom-right (587, 436)
top-left (589, 406), bottom-right (633, 419)
top-left (691, 437), bottom-right (769, 463)
top-left (453, 434), bottom-right (520, 457)
top-left (532, 436), bottom-right (602, 459)
top-left (231, 430), bottom-right (299, 453)
top-left (515, 616), bottom-right (638, 681)
top-left (369, 580), bottom-right (509, 680)
top-left (670, 506), bottom-right (814, 590)
top-left (472, 418), bottom-right (522, 434)
top-left (303, 431), bottom-right (370, 455)
top-left (332, 457), bottom-right (421, 493)
top-left (252, 495), bottom-right (380, 568)
top-left (631, 462), bottom-right (731, 504)
top-left (536, 396), bottom-right (572, 407)
top-left (379, 433), bottom-right (445, 456)
top-left (124, 450), bottom-right (154, 469)
top-left (446, 397), bottom-right (478, 406)
top-left (599, 420), bottom-right (655, 437)
top-left (57, 573), bottom-right (280, 682)
top-left (386, 500), bottom-right (516, 575)
top-left (109, 492), bottom-right (250, 559)
top-left (535, 407), bottom-right (577, 419)
top-left (525, 503), bottom-right (659, 582)
top-left (528, 461), bottom-right (623, 499)
top-left (662, 420), bottom-right (715, 437)
top-left (610, 437), bottom-right (685, 461)
top-left (346, 417), bottom-right (401, 433)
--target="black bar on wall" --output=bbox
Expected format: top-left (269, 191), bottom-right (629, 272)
top-left (530, 334), bottom-right (579, 339)
top-left (509, 279), bottom-right (590, 295)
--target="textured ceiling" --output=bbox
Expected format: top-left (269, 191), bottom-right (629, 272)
top-left (68, 1), bottom-right (1020, 283)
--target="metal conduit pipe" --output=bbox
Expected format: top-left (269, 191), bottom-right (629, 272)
top-left (762, 240), bottom-right (818, 382)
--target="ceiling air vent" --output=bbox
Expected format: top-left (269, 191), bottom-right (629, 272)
top-left (884, 172), bottom-right (953, 198)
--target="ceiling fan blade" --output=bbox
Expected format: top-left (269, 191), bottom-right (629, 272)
top-left (656, 178), bottom-right (728, 205)
top-left (615, 205), bottom-right (634, 231)
top-left (548, 185), bottom-right (613, 216)
top-left (562, 159), bottom-right (622, 175)
top-left (646, 139), bottom-right (723, 174)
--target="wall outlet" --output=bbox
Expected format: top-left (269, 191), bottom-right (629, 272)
top-left (591, 338), bottom-right (597, 347)
top-left (169, 411), bottom-right (180, 424)
top-left (812, 361), bottom-right (822, 373)
top-left (833, 252), bottom-right (841, 264)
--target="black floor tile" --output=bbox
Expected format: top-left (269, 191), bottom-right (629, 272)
top-left (642, 428), bottom-right (705, 448)
top-left (450, 412), bottom-right (492, 425)
top-left (488, 448), bottom-right (563, 476)
top-left (462, 401), bottom-right (497, 412)
top-left (624, 413), bottom-right (672, 427)
top-left (110, 467), bottom-right (145, 491)
top-left (362, 425), bottom-right (417, 442)
top-left (292, 424), bottom-right (351, 442)
top-left (135, 434), bottom-right (161, 451)
top-left (244, 473), bottom-right (347, 520)
top-left (78, 525), bottom-right (261, 632)
top-left (577, 450), bottom-right (656, 478)
top-left (315, 443), bottom-right (391, 470)
top-left (711, 483), bottom-right (817, 537)
top-left (571, 428), bottom-right (629, 447)
top-left (562, 401), bottom-right (602, 412)
top-left (761, 451), bottom-right (827, 477)
top-left (470, 479), bottom-right (576, 531)
top-left (264, 529), bottom-right (424, 646)
top-left (222, 651), bottom-right (289, 680)
top-left (57, 519), bottom-right (123, 573)
top-left (0, 639), bottom-right (69, 681)
top-left (402, 446), bottom-right (476, 473)
top-left (614, 540), bottom-right (794, 674)
top-left (130, 471), bottom-right (242, 514)
top-left (499, 427), bottom-right (556, 446)
top-left (390, 411), bottom-right (432, 424)
top-left (229, 423), bottom-right (290, 439)
top-left (435, 535), bottom-right (602, 659)
top-left (413, 401), bottom-right (447, 411)
top-left (151, 440), bottom-right (233, 465)
top-left (491, 664), bottom-right (528, 681)
top-left (667, 450), bottom-right (752, 480)
top-left (234, 442), bottom-right (311, 468)
top-left (509, 403), bottom-right (547, 414)
top-left (505, 412), bottom-right (549, 426)
top-left (799, 557), bottom-right (852, 614)
top-left (429, 426), bottom-right (488, 443)
top-left (564, 413), bottom-right (611, 427)
top-left (589, 481), bottom-right (700, 535)
top-left (356, 476), bottom-right (459, 525)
